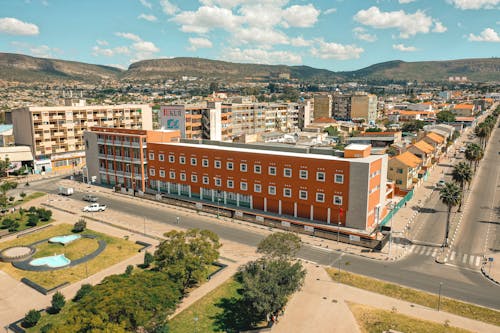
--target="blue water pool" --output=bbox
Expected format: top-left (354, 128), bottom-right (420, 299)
top-left (30, 254), bottom-right (71, 268)
top-left (49, 234), bottom-right (81, 245)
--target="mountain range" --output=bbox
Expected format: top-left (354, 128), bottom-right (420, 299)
top-left (0, 52), bottom-right (499, 84)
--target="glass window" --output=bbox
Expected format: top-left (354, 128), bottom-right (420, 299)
top-left (334, 195), bottom-right (343, 205)
top-left (214, 160), bottom-right (221, 169)
top-left (269, 166), bottom-right (276, 176)
top-left (148, 152), bottom-right (154, 160)
top-left (268, 186), bottom-right (276, 195)
top-left (316, 193), bottom-right (325, 203)
top-left (215, 178), bottom-right (221, 187)
top-left (254, 184), bottom-right (261, 193)
top-left (180, 173), bottom-right (186, 181)
top-left (149, 168), bottom-right (155, 176)
top-left (240, 182), bottom-right (247, 191)
top-left (190, 158), bottom-right (197, 166)
top-left (168, 155), bottom-right (175, 163)
top-left (159, 154), bottom-right (164, 161)
top-left (159, 170), bottom-right (165, 178)
top-left (284, 168), bottom-right (292, 177)
top-left (179, 156), bottom-right (186, 164)
top-left (334, 174), bottom-right (344, 184)
top-left (169, 171), bottom-right (175, 179)
top-left (227, 161), bottom-right (234, 170)
top-left (191, 174), bottom-right (198, 183)
top-left (227, 180), bottom-right (234, 188)
top-left (300, 170), bottom-right (308, 180)
top-left (202, 158), bottom-right (209, 167)
top-left (299, 190), bottom-right (308, 200)
top-left (283, 188), bottom-right (292, 197)
top-left (254, 165), bottom-right (261, 174)
top-left (240, 163), bottom-right (247, 172)
top-left (316, 172), bottom-right (325, 182)
top-left (203, 176), bottom-right (209, 184)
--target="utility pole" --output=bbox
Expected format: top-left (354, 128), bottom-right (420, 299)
top-left (438, 282), bottom-right (443, 311)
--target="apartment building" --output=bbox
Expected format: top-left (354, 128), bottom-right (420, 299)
top-left (146, 141), bottom-right (388, 231)
top-left (313, 94), bottom-right (332, 119)
top-left (332, 94), bottom-right (352, 120)
top-left (84, 127), bottom-right (180, 192)
top-left (452, 104), bottom-right (475, 117)
top-left (388, 151), bottom-right (422, 193)
top-left (12, 103), bottom-right (152, 173)
top-left (159, 105), bottom-right (203, 140)
top-left (351, 93), bottom-right (378, 123)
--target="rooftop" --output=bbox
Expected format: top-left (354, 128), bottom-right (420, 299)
top-left (394, 151), bottom-right (422, 168)
top-left (412, 140), bottom-right (435, 153)
top-left (425, 132), bottom-right (445, 143)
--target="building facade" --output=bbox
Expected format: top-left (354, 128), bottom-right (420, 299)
top-left (332, 94), bottom-right (352, 120)
top-left (313, 94), bottom-right (332, 119)
top-left (351, 93), bottom-right (378, 123)
top-left (12, 104), bottom-right (152, 173)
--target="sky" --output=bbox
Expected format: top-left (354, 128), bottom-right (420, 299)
top-left (0, 0), bottom-right (499, 71)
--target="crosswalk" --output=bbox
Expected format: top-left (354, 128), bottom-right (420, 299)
top-left (407, 245), bottom-right (484, 268)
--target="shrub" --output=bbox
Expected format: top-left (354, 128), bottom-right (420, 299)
top-left (8, 221), bottom-right (19, 232)
top-left (28, 206), bottom-right (37, 213)
top-left (2, 218), bottom-right (19, 232)
top-left (73, 284), bottom-right (93, 302)
top-left (125, 265), bottom-right (134, 276)
top-left (22, 309), bottom-right (40, 328)
top-left (73, 218), bottom-right (87, 233)
top-left (143, 252), bottom-right (154, 268)
top-left (27, 214), bottom-right (39, 227)
top-left (8, 196), bottom-right (14, 202)
top-left (20, 192), bottom-right (26, 199)
top-left (50, 292), bottom-right (66, 314)
top-left (40, 323), bottom-right (53, 333)
top-left (37, 208), bottom-right (52, 221)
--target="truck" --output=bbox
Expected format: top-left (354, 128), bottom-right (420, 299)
top-left (82, 194), bottom-right (98, 202)
top-left (58, 186), bottom-right (74, 196)
top-left (82, 203), bottom-right (107, 212)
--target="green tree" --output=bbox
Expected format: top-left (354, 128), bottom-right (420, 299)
top-left (27, 214), bottom-right (39, 227)
top-left (143, 252), bottom-right (154, 268)
top-left (401, 120), bottom-right (425, 132)
top-left (257, 232), bottom-right (301, 259)
top-left (464, 143), bottom-right (483, 171)
top-left (23, 309), bottom-right (41, 328)
top-left (73, 218), bottom-right (86, 232)
top-left (154, 229), bottom-right (221, 290)
top-left (365, 127), bottom-right (382, 132)
top-left (125, 265), bottom-right (134, 275)
top-left (20, 191), bottom-right (26, 199)
top-left (50, 291), bottom-right (66, 314)
top-left (238, 258), bottom-right (305, 324)
top-left (386, 146), bottom-right (399, 157)
top-left (439, 182), bottom-right (462, 247)
top-left (73, 283), bottom-right (93, 302)
top-left (0, 157), bottom-right (10, 179)
top-left (436, 111), bottom-right (456, 123)
top-left (37, 208), bottom-right (52, 221)
top-left (2, 218), bottom-right (19, 232)
top-left (451, 162), bottom-right (472, 211)
top-left (324, 125), bottom-right (339, 136)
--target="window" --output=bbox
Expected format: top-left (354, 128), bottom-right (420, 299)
top-left (202, 158), bottom-right (209, 167)
top-left (179, 156), bottom-right (186, 164)
top-left (168, 155), bottom-right (175, 163)
top-left (227, 161), bottom-right (234, 170)
top-left (240, 163), bottom-right (247, 172)
top-left (316, 193), bottom-right (325, 203)
top-left (299, 190), bottom-right (308, 200)
top-left (396, 179), bottom-right (402, 185)
top-left (283, 188), bottom-right (292, 197)
top-left (148, 152), bottom-right (154, 160)
top-left (316, 172), bottom-right (325, 182)
top-left (190, 158), bottom-right (197, 166)
top-left (268, 166), bottom-right (277, 176)
top-left (215, 178), bottom-right (221, 187)
top-left (159, 170), bottom-right (165, 178)
top-left (191, 174), bottom-right (198, 183)
top-left (284, 168), bottom-right (292, 177)
top-left (397, 168), bottom-right (403, 174)
top-left (254, 184), bottom-right (262, 193)
top-left (299, 170), bottom-right (308, 180)
top-left (203, 176), bottom-right (209, 184)
top-left (159, 154), bottom-right (165, 162)
top-left (333, 195), bottom-right (343, 205)
top-left (214, 160), bottom-right (221, 169)
top-left (240, 182), bottom-right (248, 191)
top-left (180, 173), bottom-right (186, 181)
top-left (227, 180), bottom-right (234, 188)
top-left (254, 165), bottom-right (261, 174)
top-left (149, 168), bottom-right (155, 176)
top-left (268, 186), bottom-right (276, 195)
top-left (169, 171), bottom-right (175, 180)
top-left (334, 174), bottom-right (344, 184)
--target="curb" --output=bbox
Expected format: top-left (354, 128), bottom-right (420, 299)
top-left (480, 265), bottom-right (500, 286)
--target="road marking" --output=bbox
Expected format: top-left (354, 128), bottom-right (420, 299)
top-left (419, 247), bottom-right (426, 255)
top-left (409, 245), bottom-right (415, 253)
top-left (425, 248), bottom-right (433, 256)
top-left (462, 254), bottom-right (467, 264)
top-left (431, 249), bottom-right (438, 257)
top-left (469, 255), bottom-right (476, 266)
top-left (475, 256), bottom-right (481, 266)
top-left (450, 251), bottom-right (456, 261)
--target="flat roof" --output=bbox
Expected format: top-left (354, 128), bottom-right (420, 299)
top-left (344, 143), bottom-right (370, 151)
top-left (14, 104), bottom-right (150, 112)
top-left (151, 142), bottom-right (381, 164)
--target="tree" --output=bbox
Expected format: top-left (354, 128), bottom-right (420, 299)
top-left (365, 127), bottom-right (382, 132)
top-left (451, 162), bottom-right (472, 211)
top-left (27, 214), bottom-right (39, 227)
top-left (238, 258), bottom-right (305, 324)
top-left (401, 120), bottom-right (425, 132)
top-left (20, 192), bottom-right (26, 199)
top-left (439, 182), bottom-right (462, 247)
top-left (2, 218), bottom-right (19, 232)
top-left (386, 146), bottom-right (398, 157)
top-left (0, 156), bottom-right (10, 179)
top-left (324, 125), bottom-right (339, 137)
top-left (143, 252), bottom-right (154, 268)
top-left (464, 143), bottom-right (482, 171)
top-left (23, 309), bottom-right (41, 328)
top-left (125, 265), bottom-right (134, 275)
top-left (37, 208), bottom-right (52, 221)
top-left (436, 111), bottom-right (456, 123)
top-left (73, 218), bottom-right (87, 232)
top-left (50, 291), bottom-right (66, 314)
top-left (257, 232), bottom-right (301, 259)
top-left (73, 284), bottom-right (93, 302)
top-left (154, 229), bottom-right (221, 290)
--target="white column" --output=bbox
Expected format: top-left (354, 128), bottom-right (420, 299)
top-left (294, 202), bottom-right (297, 217)
top-left (200, 187), bottom-right (203, 200)
top-left (177, 185), bottom-right (181, 196)
top-left (223, 191), bottom-right (227, 204)
top-left (310, 205), bottom-right (314, 221)
top-left (327, 207), bottom-right (331, 224)
top-left (278, 200), bottom-right (282, 215)
top-left (188, 185), bottom-right (192, 198)
top-left (236, 193), bottom-right (240, 207)
top-left (250, 195), bottom-right (253, 209)
top-left (211, 189), bottom-right (215, 202)
top-left (264, 197), bottom-right (267, 212)
top-left (167, 182), bottom-right (171, 194)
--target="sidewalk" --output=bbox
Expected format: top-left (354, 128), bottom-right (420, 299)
top-left (273, 263), bottom-right (500, 333)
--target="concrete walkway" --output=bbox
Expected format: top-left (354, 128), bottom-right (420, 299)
top-left (273, 263), bottom-right (500, 333)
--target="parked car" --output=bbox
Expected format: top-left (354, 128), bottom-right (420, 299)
top-left (436, 180), bottom-right (446, 188)
top-left (459, 147), bottom-right (466, 153)
top-left (82, 194), bottom-right (98, 202)
top-left (82, 203), bottom-right (106, 212)
top-left (58, 186), bottom-right (74, 196)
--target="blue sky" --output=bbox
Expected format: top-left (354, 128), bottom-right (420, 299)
top-left (0, 0), bottom-right (499, 71)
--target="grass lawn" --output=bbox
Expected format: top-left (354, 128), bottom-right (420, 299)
top-left (33, 238), bottom-right (99, 260)
top-left (348, 302), bottom-right (472, 333)
top-left (326, 268), bottom-right (500, 327)
top-left (0, 224), bottom-right (141, 289)
top-left (12, 192), bottom-right (46, 207)
top-left (0, 210), bottom-right (51, 234)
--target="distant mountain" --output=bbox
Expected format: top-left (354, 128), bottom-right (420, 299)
top-left (0, 53), bottom-right (122, 83)
top-left (1, 52), bottom-right (499, 84)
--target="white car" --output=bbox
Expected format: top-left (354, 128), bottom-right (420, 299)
top-left (459, 147), bottom-right (466, 153)
top-left (82, 203), bottom-right (107, 212)
top-left (436, 180), bottom-right (446, 188)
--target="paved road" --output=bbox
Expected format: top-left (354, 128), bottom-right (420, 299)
top-left (29, 178), bottom-right (500, 310)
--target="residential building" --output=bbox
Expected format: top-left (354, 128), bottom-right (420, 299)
top-left (422, 132), bottom-right (446, 152)
top-left (0, 146), bottom-right (34, 174)
top-left (84, 127), bottom-right (180, 192)
top-left (388, 151), bottom-right (422, 193)
top-left (408, 140), bottom-right (436, 168)
top-left (332, 93), bottom-right (352, 120)
top-left (11, 103), bottom-right (152, 173)
top-left (313, 94), bottom-right (332, 119)
top-left (351, 93), bottom-right (378, 123)
top-left (159, 105), bottom-right (203, 139)
top-left (452, 104), bottom-right (475, 117)
top-left (346, 131), bottom-right (402, 148)
top-left (298, 101), bottom-right (312, 130)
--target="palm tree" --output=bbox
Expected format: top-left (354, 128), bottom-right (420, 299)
top-left (451, 162), bottom-right (472, 211)
top-left (439, 182), bottom-right (462, 247)
top-left (464, 143), bottom-right (481, 171)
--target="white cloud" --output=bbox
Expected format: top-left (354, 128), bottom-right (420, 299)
top-left (433, 21), bottom-right (447, 33)
top-left (160, 0), bottom-right (179, 15)
top-left (354, 6), bottom-right (435, 38)
top-left (96, 40), bottom-right (108, 46)
top-left (116, 32), bottom-right (142, 42)
top-left (290, 36), bottom-right (311, 47)
top-left (10, 41), bottom-right (61, 58)
top-left (323, 8), bottom-right (337, 15)
top-left (392, 43), bottom-right (418, 51)
top-left (92, 45), bottom-right (130, 57)
top-left (399, 0), bottom-right (416, 3)
top-left (221, 47), bottom-right (302, 65)
top-left (108, 63), bottom-right (127, 70)
top-left (235, 27), bottom-right (290, 47)
top-left (468, 28), bottom-right (500, 42)
top-left (353, 27), bottom-right (377, 42)
top-left (172, 6), bottom-right (238, 33)
top-left (139, 0), bottom-right (152, 9)
top-left (0, 17), bottom-right (39, 35)
top-left (282, 4), bottom-right (320, 28)
top-left (138, 14), bottom-right (157, 22)
top-left (447, 0), bottom-right (500, 9)
top-left (133, 41), bottom-right (160, 53)
top-left (188, 37), bottom-right (213, 51)
top-left (311, 39), bottom-right (364, 60)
